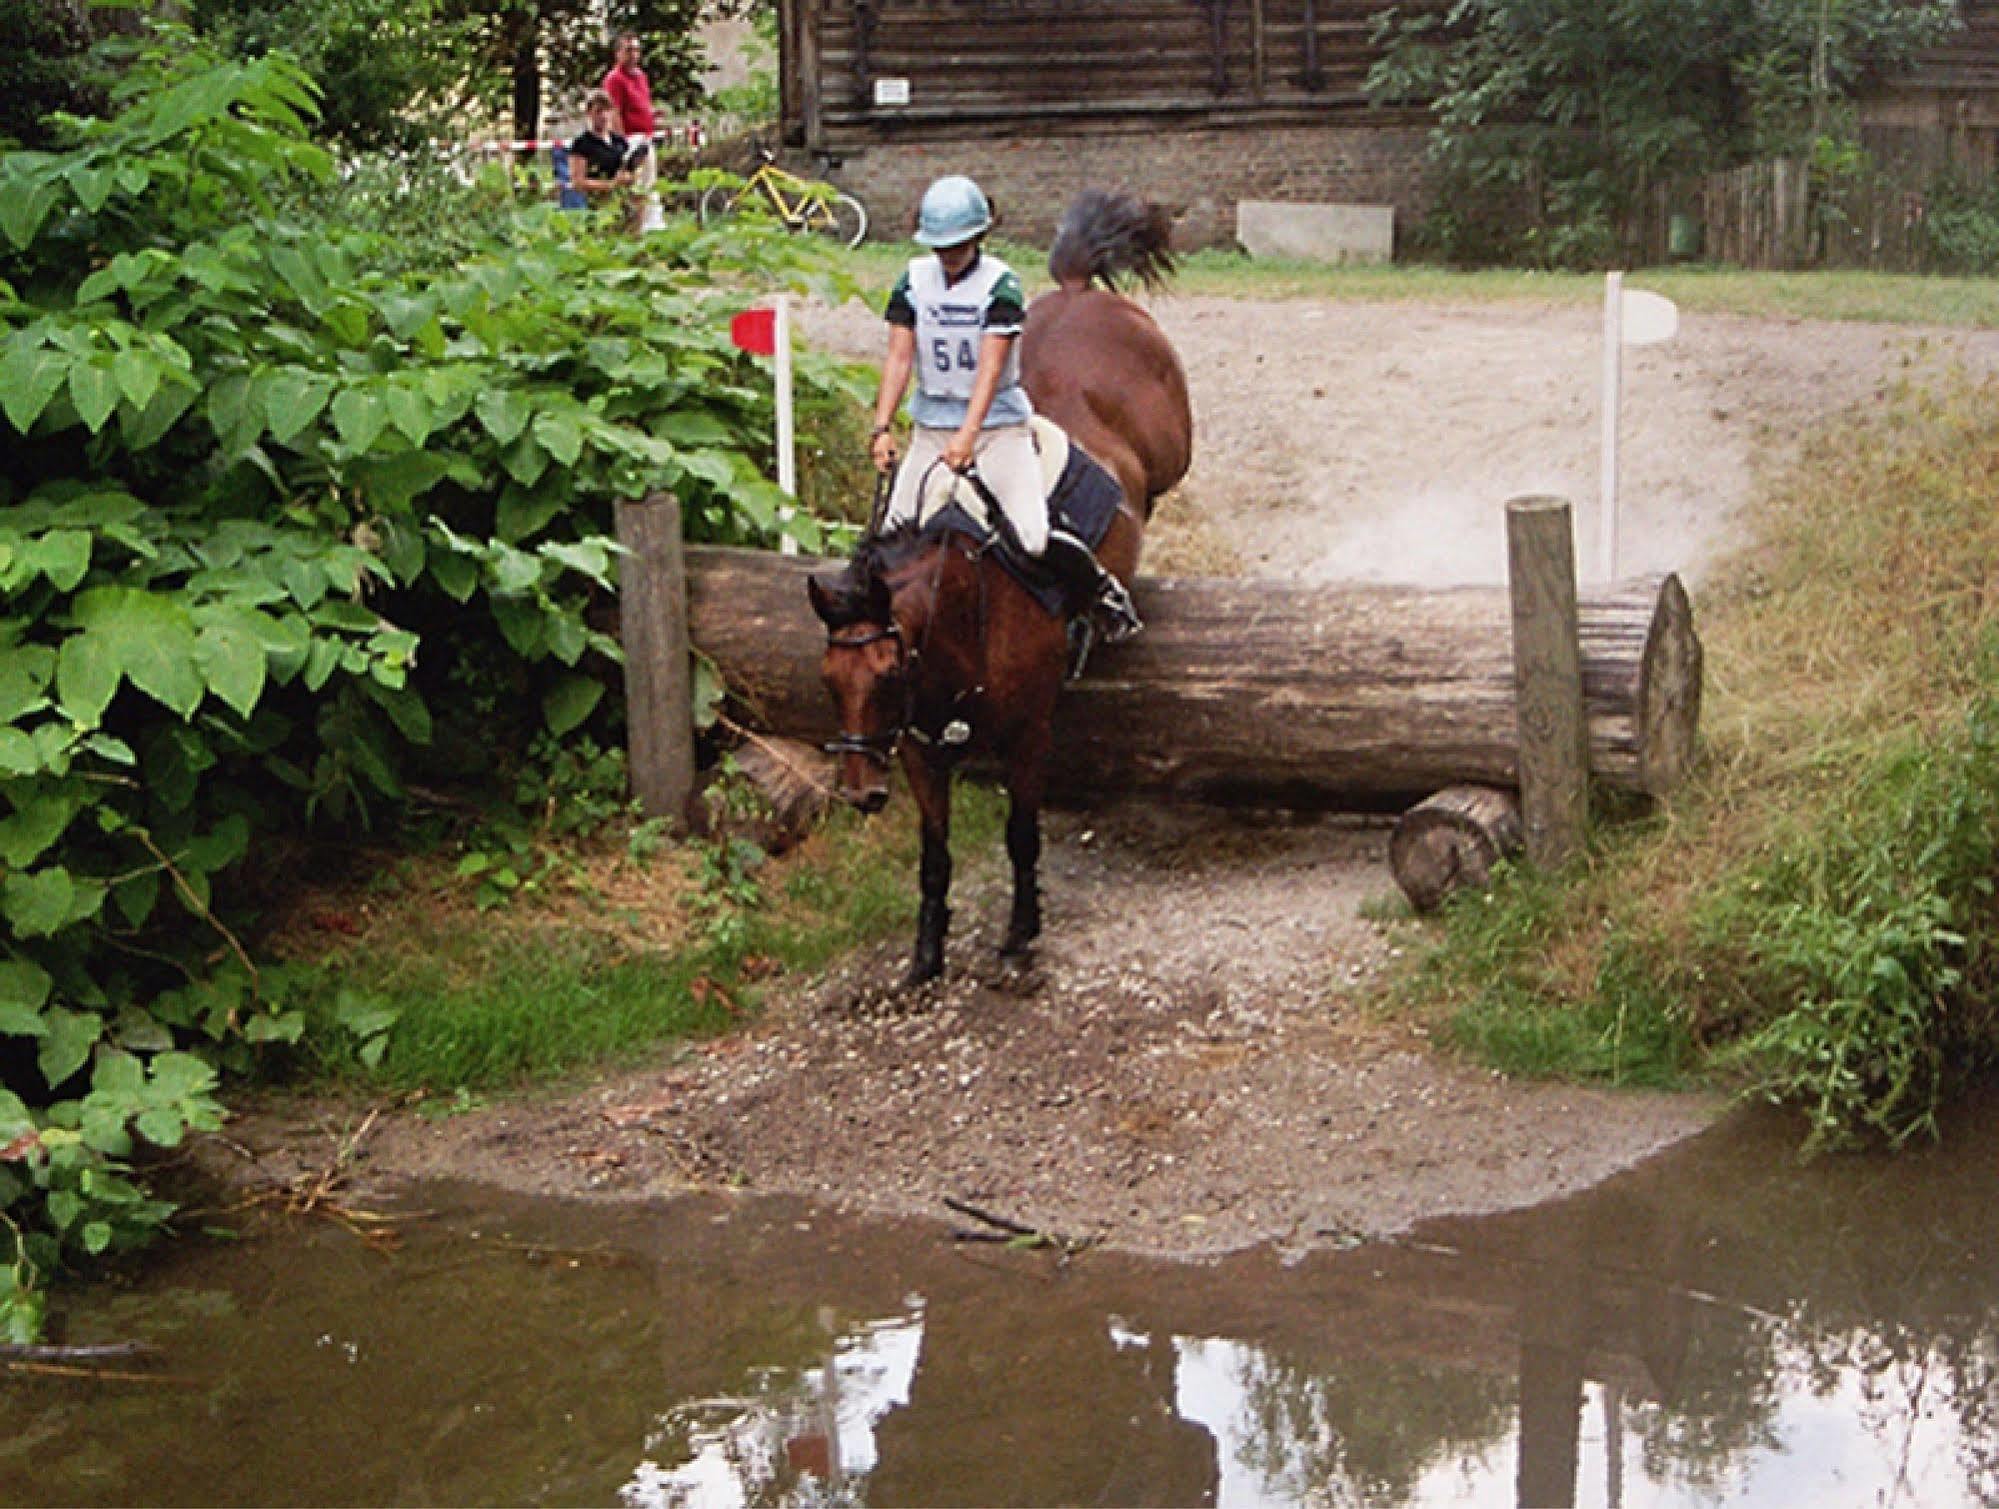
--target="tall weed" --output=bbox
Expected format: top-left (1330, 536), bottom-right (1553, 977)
top-left (1405, 368), bottom-right (1999, 1147)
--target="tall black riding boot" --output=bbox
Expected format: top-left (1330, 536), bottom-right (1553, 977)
top-left (1043, 529), bottom-right (1143, 643)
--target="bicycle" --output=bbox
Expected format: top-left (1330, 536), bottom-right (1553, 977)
top-left (699, 146), bottom-right (868, 249)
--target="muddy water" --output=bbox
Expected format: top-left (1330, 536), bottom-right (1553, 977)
top-left (10, 1097), bottom-right (1999, 1508)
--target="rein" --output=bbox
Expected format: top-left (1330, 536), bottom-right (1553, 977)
top-left (822, 532), bottom-right (989, 766)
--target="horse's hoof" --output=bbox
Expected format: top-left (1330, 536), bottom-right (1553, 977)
top-left (999, 929), bottom-right (1038, 960)
top-left (901, 960), bottom-right (943, 990)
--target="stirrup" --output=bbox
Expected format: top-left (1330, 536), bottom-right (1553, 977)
top-left (1066, 617), bottom-right (1098, 680)
top-left (1094, 576), bottom-right (1143, 644)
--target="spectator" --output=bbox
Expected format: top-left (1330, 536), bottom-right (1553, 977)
top-left (568, 89), bottom-right (641, 229)
top-left (603, 31), bottom-right (662, 229)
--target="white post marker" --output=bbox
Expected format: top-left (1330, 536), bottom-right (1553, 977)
top-left (775, 295), bottom-right (798, 554)
top-left (1597, 272), bottom-right (1680, 582)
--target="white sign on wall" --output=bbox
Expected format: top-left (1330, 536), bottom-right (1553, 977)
top-left (873, 77), bottom-right (911, 106)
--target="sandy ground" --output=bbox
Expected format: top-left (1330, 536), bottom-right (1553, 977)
top-left (218, 295), bottom-right (1999, 1257)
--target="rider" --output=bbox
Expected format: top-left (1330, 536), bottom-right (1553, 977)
top-left (869, 174), bottom-right (1142, 642)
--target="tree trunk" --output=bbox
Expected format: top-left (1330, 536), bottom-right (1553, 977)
top-left (684, 548), bottom-right (1703, 808)
top-left (511, 20), bottom-right (541, 146)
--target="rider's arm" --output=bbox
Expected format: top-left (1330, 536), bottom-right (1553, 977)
top-left (871, 324), bottom-right (916, 471)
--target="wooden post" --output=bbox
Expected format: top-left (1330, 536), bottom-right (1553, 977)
top-left (616, 491), bottom-right (695, 826)
top-left (1507, 496), bottom-right (1590, 867)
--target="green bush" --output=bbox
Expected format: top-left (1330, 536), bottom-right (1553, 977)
top-left (1919, 176), bottom-right (1999, 275)
top-left (0, 17), bottom-right (859, 1336)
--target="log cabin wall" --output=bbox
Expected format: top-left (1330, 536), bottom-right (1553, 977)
top-left (1857, 1), bottom-right (1999, 175)
top-left (777, 0), bottom-right (1443, 247)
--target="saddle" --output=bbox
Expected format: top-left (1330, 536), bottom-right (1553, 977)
top-left (812, 421), bottom-right (1133, 668)
top-left (911, 418), bottom-right (1127, 619)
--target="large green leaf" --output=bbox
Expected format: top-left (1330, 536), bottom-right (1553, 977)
top-left (0, 792), bottom-right (80, 868)
top-left (193, 621), bottom-right (267, 718)
top-left (4, 867), bottom-right (76, 938)
top-left (0, 958), bottom-right (52, 1038)
top-left (261, 368), bottom-right (331, 445)
top-left (331, 387), bottom-right (390, 454)
top-left (37, 1007), bottom-right (101, 1091)
top-left (70, 587), bottom-right (203, 717)
top-left (383, 383), bottom-right (434, 446)
top-left (543, 674), bottom-right (604, 736)
top-left (0, 729), bottom-right (41, 778)
top-left (0, 647), bottom-right (54, 723)
top-left (475, 389), bottom-right (530, 446)
top-left (111, 348), bottom-right (162, 412)
top-left (68, 360), bottom-right (118, 434)
top-left (0, 337), bottom-right (67, 433)
top-left (28, 530), bottom-right (91, 592)
top-left (56, 632), bottom-right (121, 727)
top-left (206, 371), bottom-right (262, 454)
top-left (0, 179), bottom-right (57, 250)
top-left (532, 409), bottom-right (584, 467)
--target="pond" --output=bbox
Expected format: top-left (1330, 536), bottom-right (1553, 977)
top-left (8, 1095), bottom-right (1998, 1507)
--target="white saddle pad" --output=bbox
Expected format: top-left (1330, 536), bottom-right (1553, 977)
top-left (914, 416), bottom-right (1072, 527)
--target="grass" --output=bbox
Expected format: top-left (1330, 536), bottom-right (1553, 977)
top-left (1395, 366), bottom-right (1999, 1147)
top-left (283, 782), bottom-right (1008, 1093)
top-left (830, 237), bottom-right (1999, 328)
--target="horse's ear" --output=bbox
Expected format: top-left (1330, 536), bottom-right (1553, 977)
top-left (807, 572), bottom-right (840, 628)
top-left (867, 570), bottom-right (894, 626)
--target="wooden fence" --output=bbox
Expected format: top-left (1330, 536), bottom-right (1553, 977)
top-left (1636, 122), bottom-right (1999, 271)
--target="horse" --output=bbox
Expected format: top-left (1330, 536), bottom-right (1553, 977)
top-left (807, 188), bottom-right (1193, 986)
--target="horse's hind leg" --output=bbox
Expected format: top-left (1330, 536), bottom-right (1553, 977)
top-left (904, 753), bottom-right (952, 987)
top-left (1000, 754), bottom-right (1047, 958)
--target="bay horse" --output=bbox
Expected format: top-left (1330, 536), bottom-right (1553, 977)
top-left (807, 189), bottom-right (1193, 985)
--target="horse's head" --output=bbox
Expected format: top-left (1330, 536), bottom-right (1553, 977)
top-left (808, 558), bottom-right (907, 813)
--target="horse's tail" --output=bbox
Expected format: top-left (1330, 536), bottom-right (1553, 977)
top-left (1047, 189), bottom-right (1176, 295)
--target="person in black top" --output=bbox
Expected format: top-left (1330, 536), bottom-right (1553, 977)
top-left (569, 90), bottom-right (636, 205)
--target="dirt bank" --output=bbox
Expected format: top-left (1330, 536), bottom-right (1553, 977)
top-left (217, 296), bottom-right (1999, 1255)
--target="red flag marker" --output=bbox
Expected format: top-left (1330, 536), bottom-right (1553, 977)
top-left (729, 306), bottom-right (777, 356)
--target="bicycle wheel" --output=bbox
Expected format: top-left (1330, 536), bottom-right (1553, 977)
top-left (793, 191), bottom-right (868, 249)
top-left (699, 181), bottom-right (748, 229)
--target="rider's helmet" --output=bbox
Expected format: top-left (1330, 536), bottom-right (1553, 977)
top-left (914, 175), bottom-right (993, 247)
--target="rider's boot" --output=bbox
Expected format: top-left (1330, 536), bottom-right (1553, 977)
top-left (1044, 529), bottom-right (1144, 645)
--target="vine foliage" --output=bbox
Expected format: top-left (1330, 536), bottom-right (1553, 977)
top-left (0, 21), bottom-right (852, 1338)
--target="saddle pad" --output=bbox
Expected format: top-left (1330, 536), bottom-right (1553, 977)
top-left (923, 441), bottom-right (1128, 620)
top-left (913, 415), bottom-right (1079, 526)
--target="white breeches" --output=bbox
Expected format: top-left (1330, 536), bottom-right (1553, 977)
top-left (882, 422), bottom-right (1048, 556)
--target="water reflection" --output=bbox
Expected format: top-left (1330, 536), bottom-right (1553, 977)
top-left (622, 1307), bottom-right (924, 1507)
top-left (11, 1093), bottom-right (1999, 1507)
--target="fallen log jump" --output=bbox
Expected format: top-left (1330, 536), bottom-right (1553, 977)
top-left (619, 493), bottom-right (1704, 908)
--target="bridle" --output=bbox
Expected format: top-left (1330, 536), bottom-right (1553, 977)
top-left (821, 528), bottom-right (990, 769)
top-left (821, 620), bottom-right (916, 767)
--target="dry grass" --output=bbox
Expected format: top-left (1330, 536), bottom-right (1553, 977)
top-left (1407, 365), bottom-right (1999, 1113)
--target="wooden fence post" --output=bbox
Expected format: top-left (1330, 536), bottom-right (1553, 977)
top-left (1506, 496), bottom-right (1590, 867)
top-left (615, 491), bottom-right (695, 825)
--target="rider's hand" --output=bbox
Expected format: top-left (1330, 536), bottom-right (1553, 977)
top-left (870, 427), bottom-right (899, 473)
top-left (941, 430), bottom-right (977, 474)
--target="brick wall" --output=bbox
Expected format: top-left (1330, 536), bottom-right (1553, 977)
top-left (818, 122), bottom-right (1434, 251)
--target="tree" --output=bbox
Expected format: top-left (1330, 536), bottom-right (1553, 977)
top-left (0, 0), bottom-right (100, 148)
top-left (446, 0), bottom-right (711, 147)
top-left (1368, 0), bottom-right (1960, 265)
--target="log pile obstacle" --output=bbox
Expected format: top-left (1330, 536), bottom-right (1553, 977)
top-left (620, 492), bottom-right (1703, 910)
top-left (678, 547), bottom-right (1702, 807)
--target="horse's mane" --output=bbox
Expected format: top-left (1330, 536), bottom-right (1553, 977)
top-left (1048, 189), bottom-right (1176, 294)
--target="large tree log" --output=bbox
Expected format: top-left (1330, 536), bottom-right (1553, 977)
top-left (684, 547), bottom-right (1702, 807)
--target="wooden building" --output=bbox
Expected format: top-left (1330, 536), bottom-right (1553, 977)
top-left (775, 0), bottom-right (1441, 247)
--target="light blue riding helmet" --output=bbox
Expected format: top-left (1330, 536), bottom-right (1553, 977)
top-left (914, 175), bottom-right (993, 247)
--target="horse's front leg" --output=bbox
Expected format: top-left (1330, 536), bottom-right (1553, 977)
top-left (1000, 737), bottom-right (1049, 958)
top-left (903, 749), bottom-right (952, 987)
